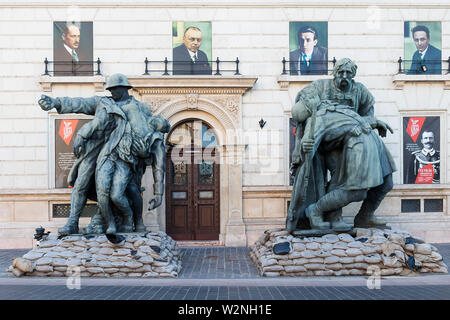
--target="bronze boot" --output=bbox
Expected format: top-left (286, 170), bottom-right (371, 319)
top-left (354, 211), bottom-right (387, 228)
top-left (306, 204), bottom-right (330, 230)
top-left (328, 210), bottom-right (352, 231)
top-left (58, 219), bottom-right (79, 236)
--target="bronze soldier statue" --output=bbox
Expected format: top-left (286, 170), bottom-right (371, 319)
top-left (287, 58), bottom-right (397, 232)
top-left (38, 73), bottom-right (169, 235)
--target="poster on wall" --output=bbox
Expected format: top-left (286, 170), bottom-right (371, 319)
top-left (53, 21), bottom-right (93, 76)
top-left (403, 116), bottom-right (440, 184)
top-left (289, 118), bottom-right (296, 186)
top-left (289, 21), bottom-right (328, 75)
top-left (55, 119), bottom-right (90, 188)
top-left (172, 21), bottom-right (212, 75)
top-left (404, 21), bottom-right (442, 74)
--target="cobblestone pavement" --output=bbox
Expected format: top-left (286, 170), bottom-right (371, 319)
top-left (0, 245), bottom-right (449, 300)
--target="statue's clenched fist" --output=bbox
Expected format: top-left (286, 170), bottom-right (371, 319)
top-left (301, 138), bottom-right (315, 153)
top-left (38, 95), bottom-right (60, 111)
top-left (73, 135), bottom-right (86, 158)
top-left (148, 195), bottom-right (162, 211)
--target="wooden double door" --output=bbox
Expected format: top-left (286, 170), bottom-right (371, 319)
top-left (165, 121), bottom-right (220, 240)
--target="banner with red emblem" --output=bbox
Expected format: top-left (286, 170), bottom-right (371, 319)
top-left (403, 116), bottom-right (440, 184)
top-left (55, 119), bottom-right (90, 188)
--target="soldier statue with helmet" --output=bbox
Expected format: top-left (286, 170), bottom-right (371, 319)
top-left (38, 73), bottom-right (170, 235)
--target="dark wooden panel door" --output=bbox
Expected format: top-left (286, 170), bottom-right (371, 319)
top-left (166, 145), bottom-right (220, 241)
top-left (166, 146), bottom-right (193, 240)
top-left (193, 147), bottom-right (220, 240)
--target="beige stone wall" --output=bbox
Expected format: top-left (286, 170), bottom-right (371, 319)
top-left (1, 1), bottom-right (450, 247)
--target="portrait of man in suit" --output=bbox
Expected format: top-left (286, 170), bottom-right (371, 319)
top-left (53, 22), bottom-right (93, 76)
top-left (405, 23), bottom-right (442, 74)
top-left (172, 25), bottom-right (212, 75)
top-left (289, 24), bottom-right (328, 75)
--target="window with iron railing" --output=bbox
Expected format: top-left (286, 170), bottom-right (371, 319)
top-left (396, 56), bottom-right (450, 75)
top-left (143, 57), bottom-right (241, 76)
top-left (281, 57), bottom-right (337, 76)
top-left (43, 57), bottom-right (102, 76)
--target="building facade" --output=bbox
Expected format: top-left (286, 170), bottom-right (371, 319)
top-left (1, 0), bottom-right (450, 248)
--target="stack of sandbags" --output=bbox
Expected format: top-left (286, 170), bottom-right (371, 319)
top-left (8, 231), bottom-right (181, 278)
top-left (249, 228), bottom-right (448, 277)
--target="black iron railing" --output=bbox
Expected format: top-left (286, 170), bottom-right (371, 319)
top-left (281, 57), bottom-right (337, 75)
top-left (397, 57), bottom-right (450, 75)
top-left (43, 58), bottom-right (102, 76)
top-left (143, 57), bottom-right (241, 76)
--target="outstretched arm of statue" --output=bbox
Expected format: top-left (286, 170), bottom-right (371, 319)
top-left (38, 95), bottom-right (61, 112)
top-left (54, 96), bottom-right (99, 115)
top-left (148, 140), bottom-right (166, 211)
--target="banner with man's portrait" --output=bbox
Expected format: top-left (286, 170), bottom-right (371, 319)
top-left (172, 21), bottom-right (212, 75)
top-left (55, 119), bottom-right (90, 188)
top-left (404, 21), bottom-right (442, 74)
top-left (403, 116), bottom-right (440, 184)
top-left (53, 21), bottom-right (93, 76)
top-left (289, 22), bottom-right (328, 75)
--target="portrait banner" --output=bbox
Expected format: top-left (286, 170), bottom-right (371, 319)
top-left (172, 21), bottom-right (212, 75)
top-left (55, 119), bottom-right (90, 188)
top-left (403, 116), bottom-right (440, 184)
top-left (53, 21), bottom-right (93, 76)
top-left (289, 21), bottom-right (328, 75)
top-left (404, 21), bottom-right (442, 74)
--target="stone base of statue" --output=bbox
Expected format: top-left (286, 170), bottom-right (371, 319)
top-left (9, 231), bottom-right (181, 278)
top-left (249, 228), bottom-right (448, 277)
top-left (291, 225), bottom-right (391, 238)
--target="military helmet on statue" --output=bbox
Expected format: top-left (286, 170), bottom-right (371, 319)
top-left (105, 73), bottom-right (132, 90)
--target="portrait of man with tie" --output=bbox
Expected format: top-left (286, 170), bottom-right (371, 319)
top-left (53, 22), bottom-right (93, 76)
top-left (289, 22), bottom-right (328, 75)
top-left (172, 22), bottom-right (212, 75)
top-left (405, 22), bottom-right (442, 75)
top-left (403, 117), bottom-right (440, 184)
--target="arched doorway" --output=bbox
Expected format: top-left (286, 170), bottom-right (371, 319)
top-left (165, 119), bottom-right (220, 240)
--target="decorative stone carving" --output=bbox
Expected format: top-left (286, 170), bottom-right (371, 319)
top-left (186, 93), bottom-right (199, 109)
top-left (145, 96), bottom-right (172, 113)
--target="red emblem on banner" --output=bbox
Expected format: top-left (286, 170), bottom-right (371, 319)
top-left (406, 117), bottom-right (425, 143)
top-left (415, 164), bottom-right (434, 184)
top-left (58, 120), bottom-right (78, 146)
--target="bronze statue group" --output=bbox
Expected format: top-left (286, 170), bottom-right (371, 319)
top-left (39, 74), bottom-right (170, 236)
top-left (287, 58), bottom-right (396, 232)
top-left (40, 58), bottom-right (395, 236)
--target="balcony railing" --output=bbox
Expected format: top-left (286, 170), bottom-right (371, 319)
top-left (281, 57), bottom-right (337, 76)
top-left (143, 57), bottom-right (241, 76)
top-left (397, 57), bottom-right (450, 75)
top-left (43, 58), bottom-right (102, 76)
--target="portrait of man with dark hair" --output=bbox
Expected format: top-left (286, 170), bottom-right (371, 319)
top-left (289, 23), bottom-right (328, 75)
top-left (53, 22), bottom-right (93, 76)
top-left (405, 23), bottom-right (442, 74)
top-left (172, 24), bottom-right (212, 75)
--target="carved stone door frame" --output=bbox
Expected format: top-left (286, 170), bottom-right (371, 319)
top-left (129, 76), bottom-right (257, 246)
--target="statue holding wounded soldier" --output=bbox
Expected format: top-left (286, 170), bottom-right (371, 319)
top-left (286, 58), bottom-right (397, 232)
top-left (38, 74), bottom-right (170, 235)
